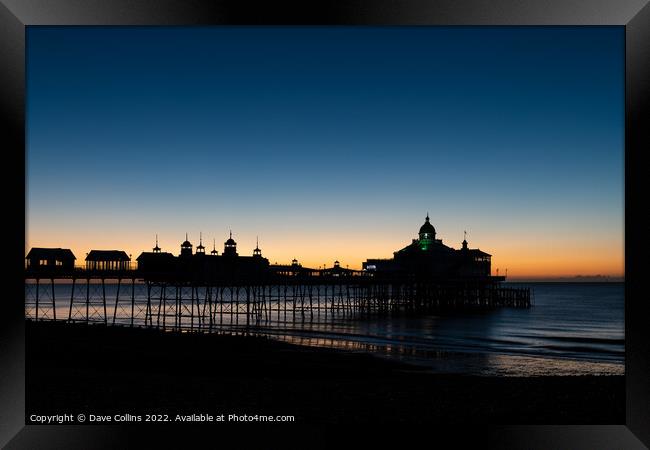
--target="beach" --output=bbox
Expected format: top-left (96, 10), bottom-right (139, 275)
top-left (25, 281), bottom-right (625, 376)
top-left (26, 321), bottom-right (624, 424)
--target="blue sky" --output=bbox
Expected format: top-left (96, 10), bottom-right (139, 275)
top-left (26, 26), bottom-right (624, 276)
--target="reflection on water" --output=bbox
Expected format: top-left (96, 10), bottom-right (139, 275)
top-left (24, 281), bottom-right (624, 376)
top-left (270, 332), bottom-right (623, 376)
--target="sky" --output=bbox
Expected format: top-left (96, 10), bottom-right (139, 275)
top-left (26, 26), bottom-right (624, 279)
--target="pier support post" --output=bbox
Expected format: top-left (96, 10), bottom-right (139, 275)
top-left (51, 278), bottom-right (56, 321)
top-left (86, 278), bottom-right (90, 325)
top-left (35, 278), bottom-right (40, 321)
top-left (131, 278), bottom-right (135, 327)
top-left (102, 278), bottom-right (107, 325)
top-left (113, 277), bottom-right (121, 325)
top-left (68, 278), bottom-right (76, 322)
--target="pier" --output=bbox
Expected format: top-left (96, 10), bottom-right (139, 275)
top-left (24, 268), bottom-right (531, 334)
top-left (24, 216), bottom-right (533, 334)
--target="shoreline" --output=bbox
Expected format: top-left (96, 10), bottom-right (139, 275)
top-left (26, 320), bottom-right (624, 424)
top-left (247, 325), bottom-right (624, 376)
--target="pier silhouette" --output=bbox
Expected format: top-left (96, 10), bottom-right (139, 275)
top-left (25, 216), bottom-right (531, 331)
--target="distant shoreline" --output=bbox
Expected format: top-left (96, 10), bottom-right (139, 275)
top-left (507, 278), bottom-right (624, 283)
top-left (25, 278), bottom-right (625, 285)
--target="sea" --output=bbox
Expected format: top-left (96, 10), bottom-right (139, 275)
top-left (25, 281), bottom-right (624, 377)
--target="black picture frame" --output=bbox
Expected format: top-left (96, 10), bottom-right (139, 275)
top-left (1, 0), bottom-right (648, 447)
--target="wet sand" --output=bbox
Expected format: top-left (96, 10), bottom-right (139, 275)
top-left (26, 321), bottom-right (624, 424)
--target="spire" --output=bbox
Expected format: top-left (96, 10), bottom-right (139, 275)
top-left (253, 236), bottom-right (262, 257)
top-left (230, 230), bottom-right (232, 239)
top-left (196, 232), bottom-right (205, 253)
top-left (211, 238), bottom-right (218, 255)
top-left (156, 234), bottom-right (158, 247)
top-left (426, 212), bottom-right (430, 222)
top-left (186, 232), bottom-right (188, 241)
top-left (153, 234), bottom-right (161, 253)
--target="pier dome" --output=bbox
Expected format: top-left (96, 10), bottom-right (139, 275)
top-left (419, 214), bottom-right (435, 235)
top-left (418, 214), bottom-right (436, 249)
top-left (180, 233), bottom-right (193, 257)
top-left (223, 230), bottom-right (238, 256)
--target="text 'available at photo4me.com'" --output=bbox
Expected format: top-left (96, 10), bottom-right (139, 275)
top-left (28, 413), bottom-right (297, 424)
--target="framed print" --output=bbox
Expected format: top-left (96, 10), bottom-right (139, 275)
top-left (1, 0), bottom-right (649, 447)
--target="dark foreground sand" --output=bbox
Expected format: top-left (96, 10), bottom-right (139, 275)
top-left (26, 321), bottom-right (624, 424)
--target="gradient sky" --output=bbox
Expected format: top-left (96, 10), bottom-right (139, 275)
top-left (26, 26), bottom-right (624, 278)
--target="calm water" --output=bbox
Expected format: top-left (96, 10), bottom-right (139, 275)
top-left (268, 282), bottom-right (624, 376)
top-left (25, 281), bottom-right (624, 376)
